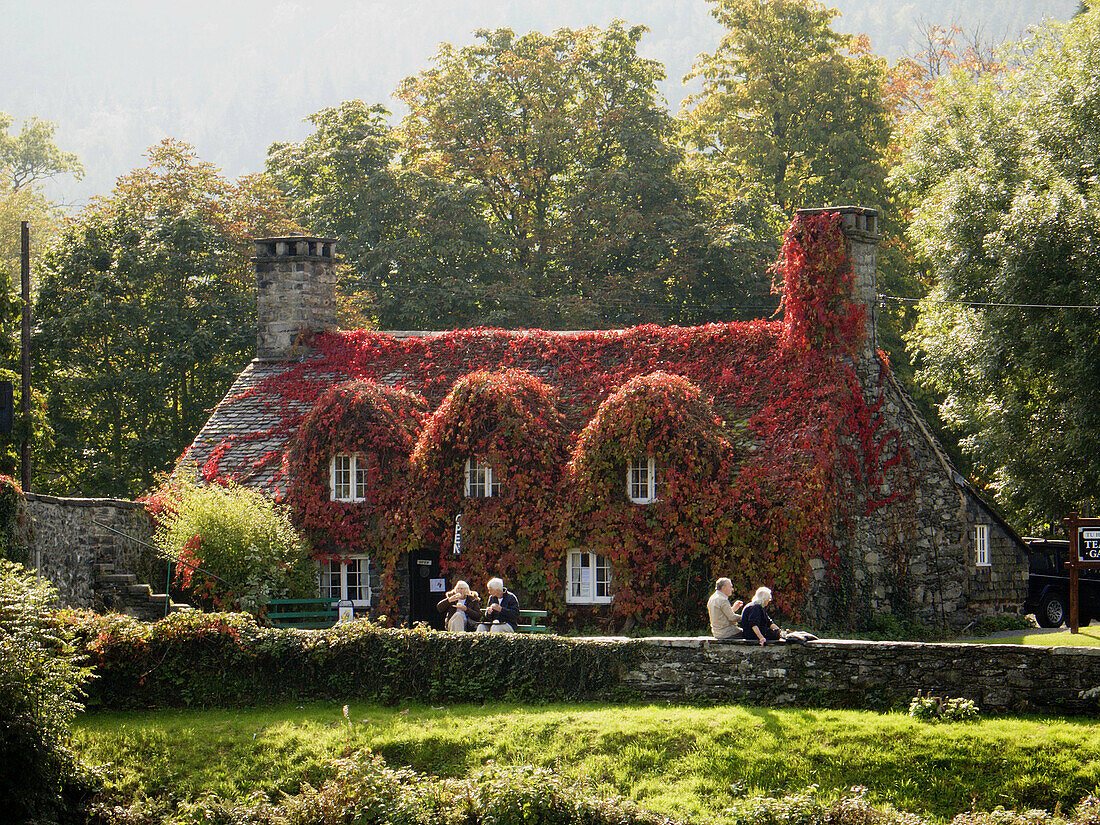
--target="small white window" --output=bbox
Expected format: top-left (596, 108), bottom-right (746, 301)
top-left (330, 453), bottom-right (368, 502)
top-left (464, 457), bottom-right (500, 498)
top-left (627, 456), bottom-right (656, 504)
top-left (566, 550), bottom-right (613, 604)
top-left (319, 555), bottom-right (372, 607)
top-left (975, 525), bottom-right (990, 566)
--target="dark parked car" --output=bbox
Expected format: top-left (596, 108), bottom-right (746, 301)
top-left (1023, 538), bottom-right (1100, 627)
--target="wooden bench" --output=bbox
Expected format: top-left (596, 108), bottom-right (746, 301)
top-left (265, 598), bottom-right (339, 629)
top-left (515, 609), bottom-right (550, 634)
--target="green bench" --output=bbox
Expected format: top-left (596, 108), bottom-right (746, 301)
top-left (265, 598), bottom-right (339, 629)
top-left (515, 609), bottom-right (550, 634)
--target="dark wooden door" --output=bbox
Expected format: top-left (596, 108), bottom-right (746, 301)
top-left (408, 549), bottom-right (446, 629)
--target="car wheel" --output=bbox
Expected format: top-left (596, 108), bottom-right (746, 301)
top-left (1037, 593), bottom-right (1066, 628)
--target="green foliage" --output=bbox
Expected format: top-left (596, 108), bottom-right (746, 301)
top-left (0, 560), bottom-right (96, 823)
top-left (0, 474), bottom-right (25, 562)
top-left (908, 692), bottom-right (980, 722)
top-left (268, 24), bottom-right (779, 330)
top-left (33, 140), bottom-right (299, 497)
top-left (64, 610), bottom-right (641, 710)
top-left (684, 0), bottom-right (891, 213)
top-left (0, 111), bottom-right (83, 193)
top-left (73, 701), bottom-right (1100, 822)
top-left (895, 12), bottom-right (1100, 528)
top-left (155, 477), bottom-right (314, 613)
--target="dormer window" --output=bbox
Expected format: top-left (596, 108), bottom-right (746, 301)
top-left (627, 457), bottom-right (656, 504)
top-left (331, 453), bottom-right (368, 502)
top-left (465, 457), bottom-right (500, 498)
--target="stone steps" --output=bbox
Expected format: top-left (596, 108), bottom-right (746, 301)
top-left (95, 563), bottom-right (192, 621)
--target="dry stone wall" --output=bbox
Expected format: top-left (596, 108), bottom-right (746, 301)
top-left (621, 636), bottom-right (1100, 715)
top-left (23, 493), bottom-right (164, 610)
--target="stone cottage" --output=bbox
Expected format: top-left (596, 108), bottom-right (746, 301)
top-left (184, 207), bottom-right (1027, 630)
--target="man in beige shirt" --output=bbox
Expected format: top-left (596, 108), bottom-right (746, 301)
top-left (707, 577), bottom-right (744, 639)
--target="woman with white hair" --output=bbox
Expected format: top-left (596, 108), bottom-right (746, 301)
top-left (740, 586), bottom-right (784, 646)
top-left (476, 576), bottom-right (520, 633)
top-left (437, 580), bottom-right (481, 632)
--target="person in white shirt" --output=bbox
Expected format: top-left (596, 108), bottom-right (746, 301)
top-left (707, 577), bottom-right (744, 639)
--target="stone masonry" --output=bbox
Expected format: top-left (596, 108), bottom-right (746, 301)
top-left (254, 235), bottom-right (338, 361)
top-left (22, 493), bottom-right (174, 619)
top-left (796, 207), bottom-right (1028, 628)
top-left (619, 636), bottom-right (1100, 715)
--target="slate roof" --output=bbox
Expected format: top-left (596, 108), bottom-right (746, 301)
top-left (184, 322), bottom-right (787, 494)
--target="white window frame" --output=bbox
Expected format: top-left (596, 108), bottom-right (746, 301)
top-left (318, 555), bottom-right (372, 608)
top-left (330, 452), bottom-right (368, 502)
top-left (627, 456), bottom-right (657, 504)
top-left (464, 456), bottom-right (500, 498)
top-left (975, 524), bottom-right (991, 567)
top-left (565, 549), bottom-right (613, 604)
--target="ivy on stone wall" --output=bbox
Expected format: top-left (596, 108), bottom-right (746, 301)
top-left (0, 475), bottom-right (25, 563)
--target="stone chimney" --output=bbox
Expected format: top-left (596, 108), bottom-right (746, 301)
top-left (252, 235), bottom-right (338, 361)
top-left (794, 205), bottom-right (882, 364)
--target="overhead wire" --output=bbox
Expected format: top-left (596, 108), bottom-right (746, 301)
top-left (879, 294), bottom-right (1100, 311)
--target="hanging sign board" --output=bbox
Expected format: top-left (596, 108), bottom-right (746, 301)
top-left (1061, 514), bottom-right (1100, 634)
top-left (1078, 527), bottom-right (1100, 563)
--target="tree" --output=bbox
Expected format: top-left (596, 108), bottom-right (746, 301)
top-left (895, 12), bottom-right (1100, 528)
top-left (34, 140), bottom-right (298, 497)
top-left (683, 0), bottom-right (892, 213)
top-left (0, 112), bottom-right (82, 195)
top-left (0, 115), bottom-right (83, 479)
top-left (269, 24), bottom-right (779, 330)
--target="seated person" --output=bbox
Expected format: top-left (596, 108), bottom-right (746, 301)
top-left (707, 577), bottom-right (744, 639)
top-left (741, 586), bottom-right (784, 646)
top-left (476, 577), bottom-right (520, 633)
top-left (437, 580), bottom-right (481, 632)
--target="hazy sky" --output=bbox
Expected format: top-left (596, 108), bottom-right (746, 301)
top-left (0, 0), bottom-right (1077, 208)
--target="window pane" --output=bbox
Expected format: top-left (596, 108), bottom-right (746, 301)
top-left (321, 560), bottom-right (341, 599)
top-left (629, 459), bottom-right (650, 502)
top-left (595, 554), bottom-right (611, 599)
top-left (333, 454), bottom-right (351, 500)
top-left (469, 458), bottom-right (494, 498)
top-left (976, 525), bottom-right (990, 566)
top-left (354, 456), bottom-right (368, 501)
top-left (346, 558), bottom-right (365, 601)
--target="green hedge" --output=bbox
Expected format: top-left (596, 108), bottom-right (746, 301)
top-left (62, 611), bottom-right (641, 710)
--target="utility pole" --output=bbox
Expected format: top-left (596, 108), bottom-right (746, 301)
top-left (20, 221), bottom-right (31, 491)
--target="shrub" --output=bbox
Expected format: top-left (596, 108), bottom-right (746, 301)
top-left (63, 610), bottom-right (640, 710)
top-left (88, 751), bottom-right (675, 825)
top-left (0, 560), bottom-right (97, 823)
top-left (908, 692), bottom-right (979, 723)
top-left (155, 476), bottom-right (315, 614)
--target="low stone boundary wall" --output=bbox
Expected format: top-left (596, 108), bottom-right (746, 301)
top-left (23, 493), bottom-right (162, 609)
top-left (621, 637), bottom-right (1100, 715)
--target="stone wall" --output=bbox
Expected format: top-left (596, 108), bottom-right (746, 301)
top-left (797, 207), bottom-right (1029, 629)
top-left (621, 636), bottom-right (1100, 715)
top-left (23, 493), bottom-right (163, 610)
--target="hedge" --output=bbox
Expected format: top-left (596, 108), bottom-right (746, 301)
top-left (62, 610), bottom-right (641, 710)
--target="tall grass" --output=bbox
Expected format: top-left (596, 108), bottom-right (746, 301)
top-left (73, 701), bottom-right (1100, 822)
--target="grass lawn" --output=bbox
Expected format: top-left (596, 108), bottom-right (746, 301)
top-left (74, 701), bottom-right (1100, 823)
top-left (963, 626), bottom-right (1100, 646)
